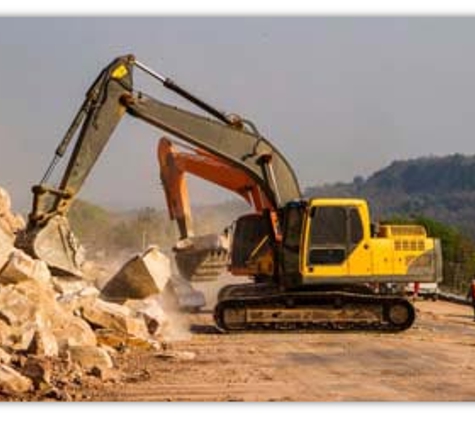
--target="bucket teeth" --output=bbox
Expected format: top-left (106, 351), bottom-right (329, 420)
top-left (173, 234), bottom-right (230, 283)
top-left (175, 248), bottom-right (229, 282)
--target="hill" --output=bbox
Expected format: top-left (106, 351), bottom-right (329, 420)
top-left (305, 153), bottom-right (475, 240)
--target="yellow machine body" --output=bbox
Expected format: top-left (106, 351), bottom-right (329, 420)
top-left (300, 198), bottom-right (442, 286)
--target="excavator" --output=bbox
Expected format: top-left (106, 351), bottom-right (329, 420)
top-left (15, 54), bottom-right (443, 332)
top-left (157, 135), bottom-right (275, 283)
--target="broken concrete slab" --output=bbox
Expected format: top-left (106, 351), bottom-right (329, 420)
top-left (0, 363), bottom-right (33, 394)
top-left (100, 246), bottom-right (171, 303)
top-left (0, 249), bottom-right (51, 285)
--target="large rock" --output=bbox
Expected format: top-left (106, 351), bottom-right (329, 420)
top-left (0, 185), bottom-right (25, 273)
top-left (0, 225), bottom-right (14, 272)
top-left (67, 346), bottom-right (113, 372)
top-left (0, 249), bottom-right (51, 285)
top-left (0, 284), bottom-right (39, 326)
top-left (81, 297), bottom-right (149, 339)
top-left (0, 364), bottom-right (32, 394)
top-left (53, 315), bottom-right (97, 351)
top-left (124, 295), bottom-right (170, 336)
top-left (20, 356), bottom-right (52, 389)
top-left (100, 246), bottom-right (171, 303)
top-left (56, 283), bottom-right (100, 315)
top-left (0, 186), bottom-right (25, 236)
top-left (0, 279), bottom-right (96, 353)
top-left (26, 314), bottom-right (59, 358)
top-left (0, 347), bottom-right (11, 365)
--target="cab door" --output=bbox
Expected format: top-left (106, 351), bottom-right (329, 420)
top-left (302, 205), bottom-right (370, 281)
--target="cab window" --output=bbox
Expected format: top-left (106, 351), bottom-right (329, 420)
top-left (308, 206), bottom-right (363, 265)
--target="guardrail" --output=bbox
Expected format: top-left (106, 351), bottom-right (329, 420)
top-left (438, 291), bottom-right (471, 306)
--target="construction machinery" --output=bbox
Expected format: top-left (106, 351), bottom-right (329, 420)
top-left (157, 136), bottom-right (275, 282)
top-left (15, 54), bottom-right (443, 332)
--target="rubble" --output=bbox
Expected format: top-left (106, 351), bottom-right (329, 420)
top-left (0, 185), bottom-right (197, 401)
top-left (26, 318), bottom-right (59, 358)
top-left (0, 187), bottom-right (25, 238)
top-left (67, 345), bottom-right (114, 372)
top-left (100, 246), bottom-right (171, 303)
top-left (0, 226), bottom-right (14, 271)
top-left (20, 357), bottom-right (52, 390)
top-left (81, 298), bottom-right (150, 339)
top-left (0, 363), bottom-right (33, 395)
top-left (0, 249), bottom-right (51, 285)
top-left (53, 315), bottom-right (98, 350)
top-left (0, 348), bottom-right (11, 365)
top-left (124, 294), bottom-right (170, 336)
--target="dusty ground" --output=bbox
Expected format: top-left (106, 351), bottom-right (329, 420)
top-left (70, 282), bottom-right (475, 402)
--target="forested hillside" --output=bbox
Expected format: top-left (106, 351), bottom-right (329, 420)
top-left (69, 198), bottom-right (249, 260)
top-left (305, 154), bottom-right (475, 240)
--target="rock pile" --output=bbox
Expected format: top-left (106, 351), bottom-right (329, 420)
top-left (0, 185), bottom-right (188, 400)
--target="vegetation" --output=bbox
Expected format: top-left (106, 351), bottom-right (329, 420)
top-left (383, 215), bottom-right (475, 295)
top-left (69, 198), bottom-right (249, 260)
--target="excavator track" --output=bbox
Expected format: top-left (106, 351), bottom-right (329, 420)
top-left (214, 283), bottom-right (415, 333)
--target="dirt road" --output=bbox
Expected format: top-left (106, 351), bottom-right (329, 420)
top-left (75, 291), bottom-right (475, 402)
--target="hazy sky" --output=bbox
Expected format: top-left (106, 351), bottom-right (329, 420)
top-left (1, 16), bottom-right (475, 212)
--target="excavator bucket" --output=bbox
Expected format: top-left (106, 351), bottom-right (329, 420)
top-left (15, 215), bottom-right (85, 278)
top-left (173, 233), bottom-right (230, 283)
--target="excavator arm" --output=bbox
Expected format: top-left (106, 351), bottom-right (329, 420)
top-left (16, 54), bottom-right (301, 277)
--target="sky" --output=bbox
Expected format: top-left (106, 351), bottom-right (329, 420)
top-left (1, 14), bottom-right (475, 212)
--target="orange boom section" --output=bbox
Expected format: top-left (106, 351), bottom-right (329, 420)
top-left (157, 136), bottom-right (276, 282)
